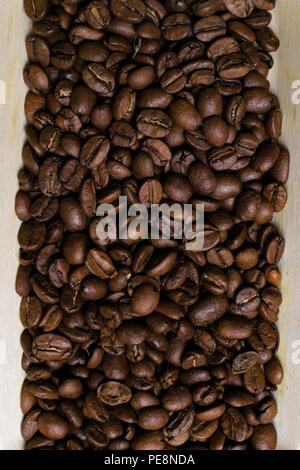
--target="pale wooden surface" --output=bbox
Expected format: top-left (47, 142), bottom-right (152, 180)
top-left (0, 0), bottom-right (299, 450)
top-left (270, 1), bottom-right (300, 451)
top-left (0, 0), bottom-right (30, 451)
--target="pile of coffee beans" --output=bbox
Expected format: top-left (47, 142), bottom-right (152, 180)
top-left (17, 0), bottom-right (286, 450)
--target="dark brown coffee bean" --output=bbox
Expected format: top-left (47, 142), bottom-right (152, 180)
top-left (24, 0), bottom-right (49, 20)
top-left (32, 334), bottom-right (72, 361)
top-left (85, 1), bottom-right (111, 30)
top-left (86, 249), bottom-right (117, 280)
top-left (194, 16), bottom-right (226, 42)
top-left (80, 135), bottom-right (110, 169)
top-left (169, 98), bottom-right (202, 132)
top-left (189, 295), bottom-right (228, 327)
top-left (131, 283), bottom-right (160, 316)
top-left (221, 407), bottom-right (249, 442)
top-left (161, 14), bottom-right (191, 41)
top-left (82, 63), bottom-right (115, 96)
top-left (20, 296), bottom-right (43, 328)
top-left (110, 0), bottom-right (146, 24)
top-left (223, 0), bottom-right (254, 18)
top-left (98, 381), bottom-right (132, 406)
top-left (136, 110), bottom-right (172, 138)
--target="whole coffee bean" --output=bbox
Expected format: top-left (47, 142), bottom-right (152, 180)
top-left (131, 283), bottom-right (160, 316)
top-left (235, 247), bottom-right (259, 270)
top-left (169, 98), bottom-right (202, 132)
top-left (197, 88), bottom-right (223, 118)
top-left (208, 145), bottom-right (237, 172)
top-left (161, 68), bottom-right (186, 94)
top-left (217, 315), bottom-right (254, 339)
top-left (31, 273), bottom-right (59, 304)
top-left (136, 110), bottom-right (172, 138)
top-left (80, 135), bottom-right (110, 169)
top-left (82, 63), bottom-right (115, 96)
top-left (189, 295), bottom-right (228, 327)
top-left (264, 356), bottom-right (283, 385)
top-left (38, 412), bottom-right (69, 440)
top-left (251, 424), bottom-right (277, 450)
top-left (232, 351), bottom-right (259, 374)
top-left (194, 16), bottom-right (226, 42)
top-left (132, 431), bottom-right (166, 450)
top-left (139, 178), bottom-right (163, 207)
top-left (221, 407), bottom-right (249, 442)
top-left (51, 42), bottom-right (76, 71)
top-left (85, 1), bottom-right (111, 30)
top-left (128, 66), bottom-right (156, 90)
top-left (59, 197), bottom-right (87, 232)
top-left (32, 334), bottom-right (72, 361)
top-left (138, 87), bottom-right (173, 109)
top-left (86, 249), bottom-right (117, 280)
top-left (223, 0), bottom-right (254, 18)
top-left (161, 386), bottom-right (192, 411)
top-left (142, 138), bottom-right (172, 167)
top-left (161, 14), bottom-right (191, 41)
top-left (24, 0), bottom-right (49, 20)
top-left (23, 65), bottom-right (49, 94)
top-left (138, 407), bottom-right (169, 430)
top-left (203, 117), bottom-right (229, 147)
top-left (146, 249), bottom-right (178, 278)
top-left (97, 381), bottom-right (132, 406)
top-left (163, 174), bottom-right (193, 203)
top-left (200, 266), bottom-right (228, 295)
top-left (39, 305), bottom-right (63, 333)
top-left (110, 0), bottom-right (146, 24)
top-left (109, 122), bottom-right (137, 148)
top-left (20, 296), bottom-right (43, 328)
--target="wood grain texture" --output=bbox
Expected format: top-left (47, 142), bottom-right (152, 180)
top-left (271, 0), bottom-right (300, 451)
top-left (0, 0), bottom-right (299, 450)
top-left (0, 0), bottom-right (30, 451)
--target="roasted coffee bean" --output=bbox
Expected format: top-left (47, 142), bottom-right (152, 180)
top-left (189, 295), bottom-right (228, 327)
top-left (85, 249), bottom-right (117, 280)
top-left (169, 98), bottom-right (202, 132)
top-left (194, 16), bottom-right (226, 43)
top-left (98, 381), bottom-right (132, 406)
top-left (82, 63), bottom-right (115, 96)
top-left (161, 14), bottom-right (191, 41)
top-left (85, 1), bottom-right (111, 30)
top-left (32, 334), bottom-right (72, 361)
top-left (136, 109), bottom-right (172, 138)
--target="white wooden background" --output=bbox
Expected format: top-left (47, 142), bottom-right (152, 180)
top-left (0, 0), bottom-right (299, 450)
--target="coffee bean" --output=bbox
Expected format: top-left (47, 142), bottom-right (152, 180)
top-left (169, 98), bottom-right (202, 131)
top-left (97, 381), bottom-right (132, 406)
top-left (24, 0), bottom-right (49, 21)
top-left (38, 412), bottom-right (69, 440)
top-left (82, 63), bottom-right (115, 96)
top-left (223, 0), bottom-right (254, 18)
top-left (136, 109), bottom-right (172, 138)
top-left (86, 249), bottom-right (117, 279)
top-left (110, 0), bottom-right (146, 24)
top-left (32, 334), bottom-right (72, 361)
top-left (161, 14), bottom-right (191, 41)
top-left (189, 295), bottom-right (228, 327)
top-left (194, 16), bottom-right (226, 42)
top-left (85, 1), bottom-right (111, 30)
